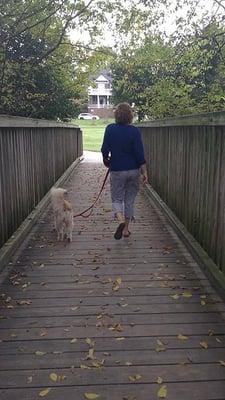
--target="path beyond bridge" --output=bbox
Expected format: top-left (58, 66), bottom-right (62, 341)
top-left (0, 152), bottom-right (225, 400)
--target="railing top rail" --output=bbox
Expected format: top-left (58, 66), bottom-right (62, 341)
top-left (0, 114), bottom-right (79, 129)
top-left (137, 110), bottom-right (225, 128)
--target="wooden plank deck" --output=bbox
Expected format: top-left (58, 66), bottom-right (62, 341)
top-left (0, 152), bottom-right (225, 400)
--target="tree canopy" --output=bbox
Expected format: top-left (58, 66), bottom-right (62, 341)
top-left (0, 0), bottom-right (224, 120)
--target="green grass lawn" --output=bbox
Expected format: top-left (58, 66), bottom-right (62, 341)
top-left (72, 118), bottom-right (114, 152)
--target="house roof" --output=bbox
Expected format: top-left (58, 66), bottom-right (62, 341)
top-left (92, 70), bottom-right (113, 83)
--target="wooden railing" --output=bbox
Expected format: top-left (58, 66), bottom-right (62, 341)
top-left (0, 115), bottom-right (82, 248)
top-left (138, 111), bottom-right (225, 275)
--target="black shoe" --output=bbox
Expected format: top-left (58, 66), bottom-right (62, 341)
top-left (114, 223), bottom-right (125, 240)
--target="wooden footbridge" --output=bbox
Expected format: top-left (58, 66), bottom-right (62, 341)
top-left (0, 114), bottom-right (225, 400)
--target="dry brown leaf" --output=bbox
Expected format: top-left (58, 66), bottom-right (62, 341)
top-left (200, 341), bottom-right (208, 349)
top-left (129, 374), bottom-right (142, 382)
top-left (177, 334), bottom-right (189, 340)
top-left (116, 277), bottom-right (122, 285)
top-left (219, 360), bottom-right (225, 367)
top-left (86, 338), bottom-right (95, 347)
top-left (80, 364), bottom-right (90, 369)
top-left (87, 348), bottom-right (95, 360)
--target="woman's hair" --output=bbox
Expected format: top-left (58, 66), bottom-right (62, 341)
top-left (114, 102), bottom-right (133, 125)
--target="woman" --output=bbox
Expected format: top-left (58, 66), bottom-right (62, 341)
top-left (101, 102), bottom-right (148, 240)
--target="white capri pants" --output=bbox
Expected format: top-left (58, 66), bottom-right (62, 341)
top-left (110, 169), bottom-right (139, 220)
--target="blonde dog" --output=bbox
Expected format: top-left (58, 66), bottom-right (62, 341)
top-left (51, 188), bottom-right (74, 242)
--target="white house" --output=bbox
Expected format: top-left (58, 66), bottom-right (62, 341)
top-left (88, 72), bottom-right (114, 118)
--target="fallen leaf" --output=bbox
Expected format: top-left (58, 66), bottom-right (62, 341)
top-left (84, 393), bottom-right (100, 399)
top-left (182, 291), bottom-right (192, 298)
top-left (80, 364), bottom-right (90, 369)
top-left (70, 338), bottom-right (77, 344)
top-left (27, 376), bottom-right (33, 383)
top-left (200, 341), bottom-right (208, 349)
top-left (170, 294), bottom-right (180, 300)
top-left (115, 337), bottom-right (125, 341)
top-left (156, 376), bottom-right (163, 384)
top-left (219, 360), bottom-right (225, 367)
top-left (35, 351), bottom-right (46, 356)
top-left (86, 338), bottom-right (95, 347)
top-left (87, 348), bottom-right (95, 360)
top-left (157, 385), bottom-right (167, 398)
top-left (129, 374), bottom-right (142, 382)
top-left (177, 334), bottom-right (189, 340)
top-left (49, 373), bottom-right (57, 382)
top-left (39, 388), bottom-right (51, 397)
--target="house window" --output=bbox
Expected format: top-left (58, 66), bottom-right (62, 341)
top-left (91, 95), bottom-right (97, 104)
top-left (105, 83), bottom-right (110, 89)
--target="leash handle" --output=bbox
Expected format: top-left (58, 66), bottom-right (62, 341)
top-left (73, 169), bottom-right (109, 219)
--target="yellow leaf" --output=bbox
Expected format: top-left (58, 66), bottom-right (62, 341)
top-left (177, 334), bottom-right (189, 340)
top-left (116, 277), bottom-right (122, 285)
top-left (39, 388), bottom-right (51, 397)
top-left (157, 376), bottom-right (163, 384)
top-left (157, 385), bottom-right (167, 398)
top-left (200, 300), bottom-right (206, 306)
top-left (70, 338), bottom-right (77, 343)
top-left (157, 339), bottom-right (164, 346)
top-left (115, 337), bottom-right (125, 341)
top-left (84, 393), bottom-right (100, 399)
top-left (200, 341), bottom-right (208, 349)
top-left (219, 360), bottom-right (225, 367)
top-left (182, 291), bottom-right (192, 298)
top-left (49, 373), bottom-right (57, 382)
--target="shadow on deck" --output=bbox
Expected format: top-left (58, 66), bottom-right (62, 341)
top-left (0, 152), bottom-right (225, 400)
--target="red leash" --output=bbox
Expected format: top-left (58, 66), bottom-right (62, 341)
top-left (73, 169), bottom-right (110, 219)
